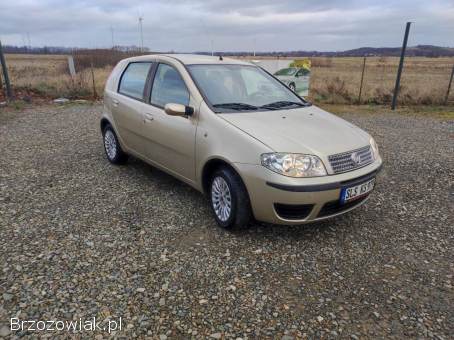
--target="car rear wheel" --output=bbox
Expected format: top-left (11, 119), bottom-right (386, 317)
top-left (289, 83), bottom-right (296, 92)
top-left (103, 125), bottom-right (128, 164)
top-left (209, 167), bottom-right (252, 229)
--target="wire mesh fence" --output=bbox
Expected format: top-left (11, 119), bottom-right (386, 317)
top-left (309, 56), bottom-right (454, 105)
top-left (1, 51), bottom-right (454, 105)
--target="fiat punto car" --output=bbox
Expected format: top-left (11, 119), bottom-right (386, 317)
top-left (101, 54), bottom-right (382, 229)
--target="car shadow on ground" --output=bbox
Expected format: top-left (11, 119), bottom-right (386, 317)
top-left (121, 155), bottom-right (359, 242)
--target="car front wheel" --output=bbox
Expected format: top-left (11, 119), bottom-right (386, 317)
top-left (103, 125), bottom-right (128, 164)
top-left (209, 167), bottom-right (252, 229)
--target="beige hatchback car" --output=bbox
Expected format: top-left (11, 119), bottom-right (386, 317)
top-left (101, 54), bottom-right (382, 229)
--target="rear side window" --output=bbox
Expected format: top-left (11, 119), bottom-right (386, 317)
top-left (150, 64), bottom-right (189, 107)
top-left (118, 62), bottom-right (152, 100)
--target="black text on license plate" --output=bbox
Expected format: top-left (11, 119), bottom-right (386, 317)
top-left (340, 178), bottom-right (375, 204)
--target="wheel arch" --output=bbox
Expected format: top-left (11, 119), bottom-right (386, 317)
top-left (100, 117), bottom-right (112, 133)
top-left (201, 158), bottom-right (248, 197)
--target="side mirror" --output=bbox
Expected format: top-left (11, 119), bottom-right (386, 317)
top-left (164, 103), bottom-right (194, 117)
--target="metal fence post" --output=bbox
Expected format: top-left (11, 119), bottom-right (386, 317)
top-left (0, 40), bottom-right (13, 99)
top-left (358, 56), bottom-right (367, 103)
top-left (90, 57), bottom-right (97, 99)
top-left (444, 65), bottom-right (454, 105)
top-left (391, 22), bottom-right (411, 110)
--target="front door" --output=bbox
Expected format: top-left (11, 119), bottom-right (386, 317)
top-left (142, 63), bottom-right (197, 182)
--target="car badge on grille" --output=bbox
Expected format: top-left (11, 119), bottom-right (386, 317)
top-left (350, 152), bottom-right (361, 164)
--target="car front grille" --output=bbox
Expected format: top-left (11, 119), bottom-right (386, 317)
top-left (328, 145), bottom-right (373, 174)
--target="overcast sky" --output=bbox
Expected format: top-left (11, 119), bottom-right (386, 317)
top-left (0, 0), bottom-right (453, 52)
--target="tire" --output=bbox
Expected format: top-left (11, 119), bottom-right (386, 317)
top-left (102, 125), bottom-right (128, 164)
top-left (289, 83), bottom-right (296, 92)
top-left (209, 166), bottom-right (252, 229)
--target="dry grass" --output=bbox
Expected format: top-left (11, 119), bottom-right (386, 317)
top-left (3, 54), bottom-right (113, 100)
top-left (2, 54), bottom-right (454, 105)
top-left (308, 56), bottom-right (454, 105)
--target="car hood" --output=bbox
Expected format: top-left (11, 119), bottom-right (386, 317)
top-left (219, 105), bottom-right (370, 157)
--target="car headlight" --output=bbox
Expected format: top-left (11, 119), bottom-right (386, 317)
top-left (370, 137), bottom-right (380, 160)
top-left (261, 153), bottom-right (327, 177)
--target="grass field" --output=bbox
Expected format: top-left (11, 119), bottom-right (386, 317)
top-left (2, 53), bottom-right (454, 105)
top-left (309, 56), bottom-right (454, 105)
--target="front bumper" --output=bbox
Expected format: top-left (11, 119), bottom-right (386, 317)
top-left (234, 159), bottom-right (383, 225)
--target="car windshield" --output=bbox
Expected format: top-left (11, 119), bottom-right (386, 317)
top-left (274, 68), bottom-right (298, 76)
top-left (187, 64), bottom-right (308, 113)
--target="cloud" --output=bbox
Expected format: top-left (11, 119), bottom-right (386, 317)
top-left (0, 0), bottom-right (453, 51)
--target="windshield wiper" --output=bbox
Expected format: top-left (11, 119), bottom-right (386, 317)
top-left (213, 103), bottom-right (259, 111)
top-left (260, 101), bottom-right (308, 110)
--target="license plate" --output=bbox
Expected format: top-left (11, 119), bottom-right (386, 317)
top-left (340, 178), bottom-right (375, 204)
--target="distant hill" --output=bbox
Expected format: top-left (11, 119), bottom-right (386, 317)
top-left (202, 45), bottom-right (454, 57)
top-left (335, 45), bottom-right (454, 57)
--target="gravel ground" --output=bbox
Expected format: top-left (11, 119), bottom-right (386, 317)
top-left (0, 103), bottom-right (453, 339)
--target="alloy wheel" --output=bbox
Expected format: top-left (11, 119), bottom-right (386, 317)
top-left (211, 176), bottom-right (232, 222)
top-left (104, 129), bottom-right (117, 160)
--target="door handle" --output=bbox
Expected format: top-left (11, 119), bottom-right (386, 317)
top-left (144, 113), bottom-right (154, 122)
top-left (112, 99), bottom-right (119, 107)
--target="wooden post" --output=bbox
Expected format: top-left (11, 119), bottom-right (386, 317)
top-left (358, 56), bottom-right (367, 104)
top-left (444, 65), bottom-right (454, 105)
top-left (392, 22), bottom-right (411, 110)
top-left (90, 57), bottom-right (97, 99)
top-left (0, 40), bottom-right (13, 99)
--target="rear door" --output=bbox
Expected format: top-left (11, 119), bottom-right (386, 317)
top-left (142, 63), bottom-right (197, 182)
top-left (110, 62), bottom-right (153, 156)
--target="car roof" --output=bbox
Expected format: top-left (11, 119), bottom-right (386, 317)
top-left (121, 53), bottom-right (253, 66)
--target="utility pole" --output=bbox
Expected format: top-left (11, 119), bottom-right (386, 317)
top-left (21, 35), bottom-right (27, 52)
top-left (0, 40), bottom-right (13, 99)
top-left (391, 22), bottom-right (411, 110)
top-left (110, 26), bottom-right (115, 48)
top-left (138, 16), bottom-right (144, 52)
top-left (210, 39), bottom-right (214, 56)
top-left (27, 32), bottom-right (31, 50)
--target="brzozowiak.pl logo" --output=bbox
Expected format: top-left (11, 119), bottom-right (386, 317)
top-left (10, 317), bottom-right (122, 334)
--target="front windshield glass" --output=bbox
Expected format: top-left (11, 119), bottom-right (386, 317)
top-left (274, 68), bottom-right (298, 76)
top-left (187, 64), bottom-right (307, 113)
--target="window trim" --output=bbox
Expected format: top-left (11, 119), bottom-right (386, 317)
top-left (147, 62), bottom-right (191, 110)
top-left (117, 61), bottom-right (154, 102)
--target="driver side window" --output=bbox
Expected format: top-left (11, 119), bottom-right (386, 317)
top-left (150, 64), bottom-right (189, 107)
